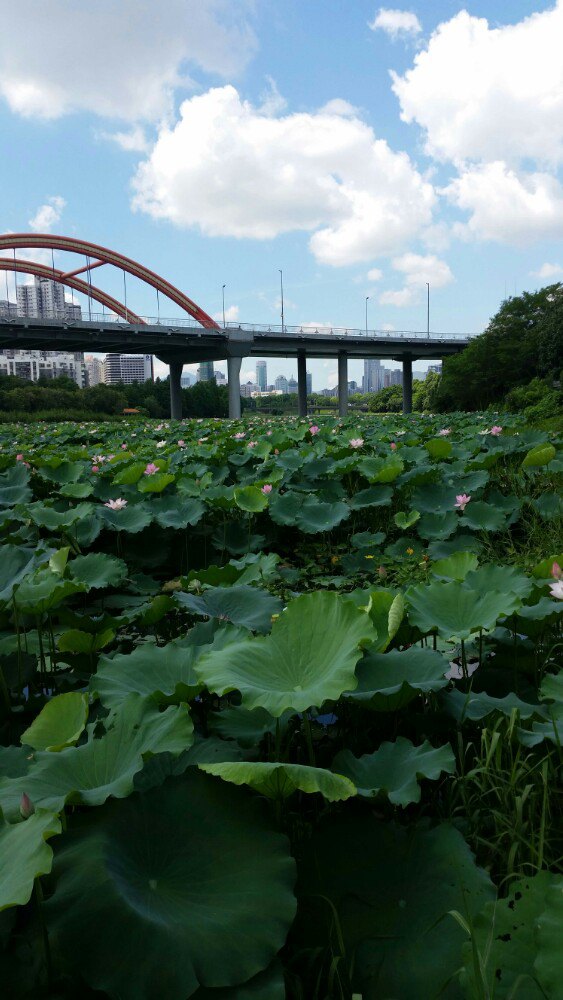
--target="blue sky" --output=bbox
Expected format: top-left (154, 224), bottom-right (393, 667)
top-left (1, 0), bottom-right (562, 388)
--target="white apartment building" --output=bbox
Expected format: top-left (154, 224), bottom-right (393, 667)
top-left (16, 277), bottom-right (82, 322)
top-left (0, 299), bottom-right (18, 319)
top-left (0, 350), bottom-right (86, 387)
top-left (103, 354), bottom-right (153, 385)
top-left (85, 355), bottom-right (104, 386)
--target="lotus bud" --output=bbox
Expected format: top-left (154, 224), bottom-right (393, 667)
top-left (378, 565), bottom-right (387, 579)
top-left (20, 793), bottom-right (35, 819)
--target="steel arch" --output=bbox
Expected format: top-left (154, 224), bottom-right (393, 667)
top-left (0, 258), bottom-right (144, 324)
top-left (0, 234), bottom-right (219, 329)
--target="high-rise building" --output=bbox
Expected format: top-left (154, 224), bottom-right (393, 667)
top-left (363, 358), bottom-right (384, 393)
top-left (427, 364), bottom-right (442, 375)
top-left (215, 370), bottom-right (227, 387)
top-left (306, 371), bottom-right (312, 395)
top-left (180, 371), bottom-right (196, 388)
top-left (197, 361), bottom-right (215, 382)
top-left (0, 350), bottom-right (86, 386)
top-left (0, 300), bottom-right (17, 320)
top-left (16, 277), bottom-right (82, 322)
top-left (103, 354), bottom-right (153, 385)
top-left (389, 369), bottom-right (402, 386)
top-left (288, 377), bottom-right (298, 394)
top-left (256, 360), bottom-right (267, 391)
top-left (85, 355), bottom-right (104, 386)
top-left (275, 375), bottom-right (289, 394)
top-left (240, 381), bottom-right (258, 397)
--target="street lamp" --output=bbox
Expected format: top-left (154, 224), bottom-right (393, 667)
top-left (279, 269), bottom-right (284, 332)
top-left (426, 282), bottom-right (430, 338)
top-left (365, 295), bottom-right (370, 336)
top-left (222, 284), bottom-right (226, 329)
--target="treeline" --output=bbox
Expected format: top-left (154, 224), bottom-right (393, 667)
top-left (0, 375), bottom-right (229, 419)
top-left (433, 284), bottom-right (563, 415)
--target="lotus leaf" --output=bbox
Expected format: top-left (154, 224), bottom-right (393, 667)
top-left (101, 503), bottom-right (152, 532)
top-left (460, 501), bottom-right (508, 531)
top-left (0, 464), bottom-right (31, 507)
top-left (521, 443), bottom-right (556, 468)
top-left (194, 591), bottom-right (375, 716)
top-left (333, 737), bottom-right (455, 804)
top-left (153, 496), bottom-right (205, 528)
top-left (47, 771), bottom-right (296, 999)
top-left (20, 692), bottom-right (89, 751)
top-left (0, 546), bottom-right (35, 603)
top-left (176, 585), bottom-right (282, 634)
top-left (406, 581), bottom-right (519, 640)
top-left (70, 552), bottom-right (128, 590)
top-left (0, 808), bottom-right (61, 912)
top-left (200, 761), bottom-right (356, 801)
top-left (234, 485), bottom-right (269, 513)
top-left (137, 472), bottom-right (175, 493)
top-left (348, 646), bottom-right (450, 710)
top-left (431, 551), bottom-right (479, 581)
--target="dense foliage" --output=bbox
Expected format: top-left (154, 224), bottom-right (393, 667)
top-left (0, 413), bottom-right (561, 999)
top-left (434, 284), bottom-right (563, 411)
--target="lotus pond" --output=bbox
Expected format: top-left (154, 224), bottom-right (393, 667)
top-left (0, 412), bottom-right (562, 999)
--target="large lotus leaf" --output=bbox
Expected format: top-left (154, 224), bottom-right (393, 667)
top-left (193, 960), bottom-right (286, 999)
top-left (38, 460), bottom-right (86, 484)
top-left (153, 496), bottom-right (205, 529)
top-left (0, 546), bottom-right (36, 603)
top-left (535, 877), bottom-right (563, 998)
top-left (464, 563), bottom-right (533, 600)
top-left (194, 592), bottom-right (375, 716)
top-left (349, 486), bottom-right (393, 510)
top-left (70, 552), bottom-right (128, 590)
top-left (431, 551), bottom-right (479, 582)
top-left (14, 570), bottom-right (87, 614)
top-left (176, 585), bottom-right (282, 634)
top-left (269, 491), bottom-right (349, 532)
top-left (298, 818), bottom-right (494, 1000)
top-left (428, 532), bottom-right (483, 560)
top-left (521, 443), bottom-right (556, 468)
top-left (406, 581), bottom-right (519, 640)
top-left (518, 718), bottom-right (563, 747)
top-left (411, 483), bottom-right (459, 514)
top-left (0, 694), bottom-right (194, 820)
top-left (47, 771), bottom-right (296, 999)
top-left (358, 456), bottom-right (404, 482)
top-left (514, 598), bottom-right (563, 622)
top-left (137, 472), bottom-right (176, 494)
top-left (460, 872), bottom-right (559, 999)
top-left (58, 627), bottom-right (115, 654)
top-left (234, 486), bottom-right (269, 513)
top-left (333, 738), bottom-right (455, 805)
top-left (100, 503), bottom-right (152, 533)
top-left (348, 647), bottom-right (450, 711)
top-left (0, 808), bottom-right (61, 911)
top-left (92, 627), bottom-right (245, 708)
top-left (20, 692), bottom-right (89, 752)
top-left (540, 672), bottom-right (563, 716)
top-left (442, 689), bottom-right (544, 723)
top-left (460, 501), bottom-right (507, 532)
top-left (424, 438), bottom-right (453, 460)
top-left (26, 501), bottom-right (94, 531)
top-left (200, 761), bottom-right (356, 802)
top-left (0, 463), bottom-right (31, 507)
top-left (417, 510), bottom-right (458, 540)
top-left (532, 491), bottom-right (563, 520)
top-left (208, 706), bottom-right (287, 748)
top-left (112, 461), bottom-right (148, 485)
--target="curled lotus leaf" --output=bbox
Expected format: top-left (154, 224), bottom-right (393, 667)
top-left (20, 691), bottom-right (89, 752)
top-left (333, 737), bottom-right (455, 805)
top-left (0, 808), bottom-right (61, 912)
top-left (200, 761), bottom-right (356, 802)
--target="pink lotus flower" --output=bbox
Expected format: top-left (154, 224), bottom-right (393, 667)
top-left (349, 438), bottom-right (364, 449)
top-left (92, 454), bottom-right (105, 464)
top-left (261, 484), bottom-right (273, 495)
top-left (177, 439), bottom-right (185, 447)
top-left (104, 498), bottom-right (128, 510)
top-left (549, 580), bottom-right (563, 600)
top-left (455, 494), bottom-right (471, 511)
top-left (266, 430), bottom-right (272, 436)
top-left (390, 442), bottom-right (397, 451)
top-left (233, 432), bottom-right (245, 440)
top-left (16, 453), bottom-right (24, 461)
top-left (490, 425), bottom-right (503, 435)
top-left (91, 465), bottom-right (100, 473)
top-left (144, 463), bottom-right (158, 476)
top-left (20, 793), bottom-right (34, 819)
top-left (438, 428), bottom-right (451, 437)
top-left (121, 444), bottom-right (128, 450)
top-left (248, 441), bottom-right (257, 448)
top-left (309, 425), bottom-right (319, 435)
top-left (552, 562), bottom-right (562, 580)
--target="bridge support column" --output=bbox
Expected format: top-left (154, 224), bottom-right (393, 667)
top-left (169, 361), bottom-right (183, 420)
top-left (227, 356), bottom-right (242, 419)
top-left (338, 351), bottom-right (348, 418)
top-left (297, 350), bottom-right (307, 417)
top-left (402, 355), bottom-right (413, 414)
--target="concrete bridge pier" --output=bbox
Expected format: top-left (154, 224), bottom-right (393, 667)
top-left (338, 351), bottom-right (348, 418)
top-left (227, 355), bottom-right (242, 419)
top-left (169, 361), bottom-right (183, 420)
top-left (402, 354), bottom-right (413, 414)
top-left (297, 350), bottom-right (307, 417)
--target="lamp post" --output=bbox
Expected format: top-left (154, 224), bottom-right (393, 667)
top-left (365, 295), bottom-right (370, 336)
top-left (279, 269), bottom-right (284, 332)
top-left (426, 282), bottom-right (430, 338)
top-left (222, 284), bottom-right (226, 329)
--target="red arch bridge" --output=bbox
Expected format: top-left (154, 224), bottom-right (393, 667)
top-left (0, 233), bottom-right (474, 418)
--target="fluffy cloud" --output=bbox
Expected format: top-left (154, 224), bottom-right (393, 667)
top-left (0, 1), bottom-right (256, 122)
top-left (444, 163), bottom-right (563, 244)
top-left (379, 252), bottom-right (453, 306)
top-left (367, 268), bottom-right (383, 281)
top-left (369, 9), bottom-right (422, 39)
top-left (132, 86), bottom-right (435, 266)
top-left (28, 196), bottom-right (66, 232)
top-left (531, 262), bottom-right (563, 279)
top-left (391, 5), bottom-right (563, 167)
top-left (212, 305), bottom-right (240, 324)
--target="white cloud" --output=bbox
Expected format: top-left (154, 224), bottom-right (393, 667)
top-left (367, 268), bottom-right (383, 281)
top-left (379, 252), bottom-right (453, 306)
top-left (241, 369), bottom-right (256, 382)
top-left (132, 85), bottom-right (435, 266)
top-left (369, 8), bottom-right (422, 39)
top-left (327, 370), bottom-right (338, 388)
top-left (0, 1), bottom-right (256, 122)
top-left (28, 196), bottom-right (65, 232)
top-left (391, 5), bottom-right (563, 167)
top-left (444, 162), bottom-right (563, 244)
top-left (212, 304), bottom-right (240, 323)
top-left (531, 262), bottom-right (563, 280)
top-left (100, 127), bottom-right (149, 153)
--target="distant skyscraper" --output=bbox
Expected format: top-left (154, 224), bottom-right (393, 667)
top-left (85, 355), bottom-right (104, 386)
top-left (363, 358), bottom-right (384, 392)
top-left (16, 277), bottom-right (82, 321)
top-left (0, 300), bottom-right (17, 320)
top-left (198, 361), bottom-right (215, 382)
top-left (256, 360), bottom-right (267, 391)
top-left (180, 371), bottom-right (195, 388)
top-left (306, 371), bottom-right (312, 394)
top-left (103, 354), bottom-right (153, 384)
top-left (275, 375), bottom-right (289, 394)
top-left (288, 377), bottom-right (298, 394)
